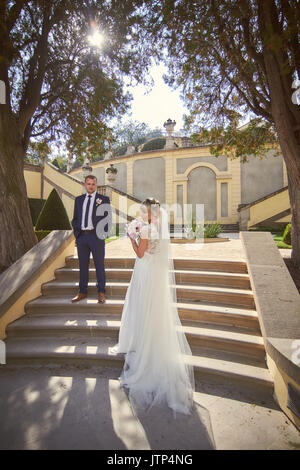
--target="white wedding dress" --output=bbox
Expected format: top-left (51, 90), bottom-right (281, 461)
top-left (110, 207), bottom-right (195, 417)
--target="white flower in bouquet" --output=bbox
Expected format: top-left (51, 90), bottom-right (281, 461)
top-left (125, 218), bottom-right (144, 241)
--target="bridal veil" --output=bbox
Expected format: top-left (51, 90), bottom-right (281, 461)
top-left (111, 205), bottom-right (195, 418)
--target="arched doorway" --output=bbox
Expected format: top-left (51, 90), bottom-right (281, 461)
top-left (187, 166), bottom-right (217, 221)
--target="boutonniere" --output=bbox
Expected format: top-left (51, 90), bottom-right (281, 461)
top-left (96, 198), bottom-right (102, 206)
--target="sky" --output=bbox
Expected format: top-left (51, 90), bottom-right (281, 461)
top-left (53, 60), bottom-right (253, 157)
top-left (121, 61), bottom-right (252, 133)
top-left (122, 62), bottom-right (189, 133)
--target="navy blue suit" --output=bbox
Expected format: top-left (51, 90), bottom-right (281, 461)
top-left (71, 193), bottom-right (112, 294)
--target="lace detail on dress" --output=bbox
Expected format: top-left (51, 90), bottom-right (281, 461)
top-left (140, 223), bottom-right (160, 255)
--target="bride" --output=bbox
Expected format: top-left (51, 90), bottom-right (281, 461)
top-left (110, 198), bottom-right (195, 417)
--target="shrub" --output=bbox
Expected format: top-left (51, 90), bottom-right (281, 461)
top-left (28, 198), bottom-right (46, 225)
top-left (204, 223), bottom-right (222, 238)
top-left (191, 219), bottom-right (222, 238)
top-left (35, 230), bottom-right (51, 241)
top-left (141, 137), bottom-right (166, 152)
top-left (35, 188), bottom-right (71, 230)
top-left (282, 223), bottom-right (291, 245)
top-left (51, 158), bottom-right (60, 169)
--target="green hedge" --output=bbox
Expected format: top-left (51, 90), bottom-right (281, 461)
top-left (35, 230), bottom-right (51, 242)
top-left (35, 188), bottom-right (71, 230)
top-left (28, 198), bottom-right (46, 225)
top-left (141, 138), bottom-right (166, 152)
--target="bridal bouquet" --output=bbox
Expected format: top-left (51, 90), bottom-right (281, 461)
top-left (125, 218), bottom-right (144, 241)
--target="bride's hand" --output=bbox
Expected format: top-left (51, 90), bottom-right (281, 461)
top-left (127, 233), bottom-right (135, 244)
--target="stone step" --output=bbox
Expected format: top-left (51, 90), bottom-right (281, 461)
top-left (24, 297), bottom-right (260, 330)
top-left (41, 281), bottom-right (255, 308)
top-left (4, 336), bottom-right (273, 392)
top-left (6, 314), bottom-right (265, 359)
top-left (55, 267), bottom-right (251, 289)
top-left (66, 256), bottom-right (248, 273)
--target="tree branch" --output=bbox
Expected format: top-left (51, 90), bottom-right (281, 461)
top-left (6, 0), bottom-right (29, 33)
top-left (210, 1), bottom-right (272, 118)
top-left (18, 1), bottom-right (71, 136)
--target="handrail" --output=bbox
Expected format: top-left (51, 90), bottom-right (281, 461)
top-left (0, 230), bottom-right (74, 338)
top-left (240, 231), bottom-right (300, 427)
top-left (238, 186), bottom-right (289, 211)
top-left (98, 185), bottom-right (142, 203)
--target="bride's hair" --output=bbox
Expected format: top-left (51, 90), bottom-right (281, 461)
top-left (141, 197), bottom-right (160, 207)
top-left (141, 197), bottom-right (160, 217)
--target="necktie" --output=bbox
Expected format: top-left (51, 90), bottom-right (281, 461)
top-left (84, 195), bottom-right (92, 228)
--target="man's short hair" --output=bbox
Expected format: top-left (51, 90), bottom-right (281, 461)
top-left (85, 174), bottom-right (97, 182)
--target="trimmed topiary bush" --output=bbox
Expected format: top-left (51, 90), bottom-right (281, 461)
top-left (35, 230), bottom-right (51, 241)
top-left (35, 188), bottom-right (71, 230)
top-left (28, 198), bottom-right (46, 225)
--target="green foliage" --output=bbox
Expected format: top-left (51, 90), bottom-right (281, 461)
top-left (248, 225), bottom-right (291, 248)
top-left (143, 1), bottom-right (297, 160)
top-left (190, 118), bottom-right (280, 162)
top-left (282, 223), bottom-right (291, 245)
top-left (35, 230), bottom-right (52, 242)
top-left (51, 156), bottom-right (67, 172)
top-left (114, 144), bottom-right (130, 157)
top-left (273, 237), bottom-right (292, 249)
top-left (141, 137), bottom-right (166, 152)
top-left (2, 1), bottom-right (153, 159)
top-left (28, 198), bottom-right (46, 226)
top-left (112, 120), bottom-right (152, 146)
top-left (51, 158), bottom-right (60, 169)
top-left (204, 223), bottom-right (222, 238)
top-left (24, 153), bottom-right (40, 165)
top-left (35, 189), bottom-right (71, 230)
top-left (110, 120), bottom-right (164, 155)
top-left (25, 141), bottom-right (51, 164)
top-left (191, 219), bottom-right (221, 238)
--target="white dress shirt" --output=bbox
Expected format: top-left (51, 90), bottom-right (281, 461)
top-left (81, 191), bottom-right (97, 230)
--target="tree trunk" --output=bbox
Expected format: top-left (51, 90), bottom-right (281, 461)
top-left (285, 156), bottom-right (300, 269)
top-left (261, 35), bottom-right (300, 269)
top-left (268, 103), bottom-right (300, 269)
top-left (0, 109), bottom-right (37, 273)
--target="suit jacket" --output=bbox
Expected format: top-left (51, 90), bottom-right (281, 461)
top-left (72, 192), bottom-right (112, 240)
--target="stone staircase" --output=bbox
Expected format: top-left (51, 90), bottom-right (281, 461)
top-left (4, 256), bottom-right (274, 393)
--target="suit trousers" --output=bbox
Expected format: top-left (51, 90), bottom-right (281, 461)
top-left (76, 232), bottom-right (106, 294)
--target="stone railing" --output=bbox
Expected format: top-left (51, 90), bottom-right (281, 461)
top-left (240, 231), bottom-right (300, 430)
top-left (0, 230), bottom-right (75, 339)
top-left (238, 186), bottom-right (290, 230)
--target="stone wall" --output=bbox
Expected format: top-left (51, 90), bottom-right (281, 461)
top-left (241, 150), bottom-right (283, 204)
top-left (133, 157), bottom-right (165, 204)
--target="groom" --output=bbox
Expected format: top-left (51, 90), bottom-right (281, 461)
top-left (71, 174), bottom-right (112, 304)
